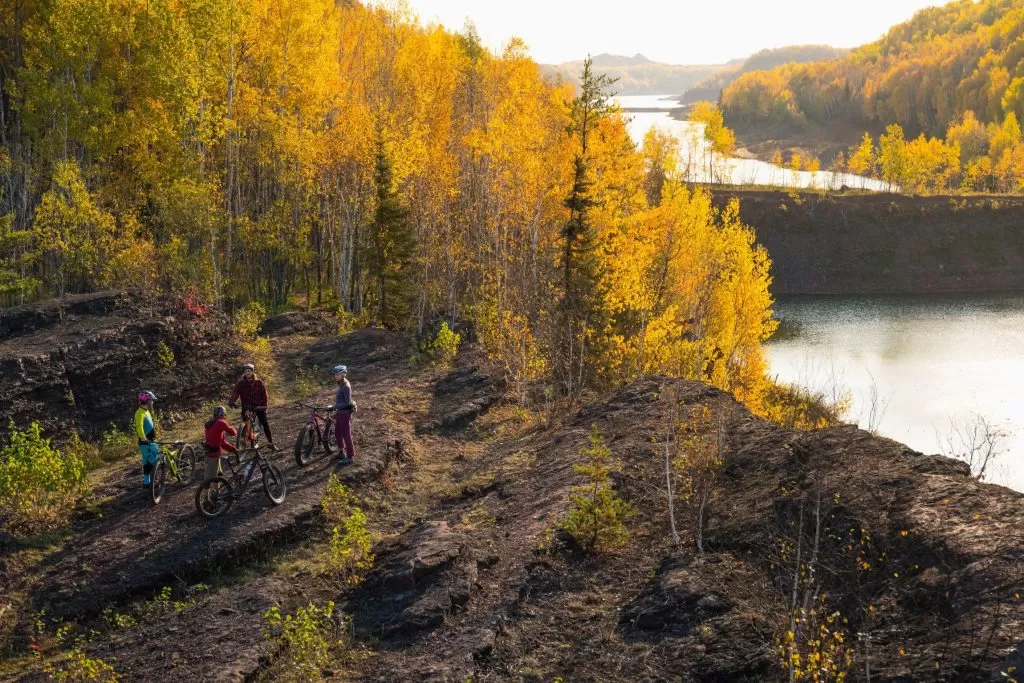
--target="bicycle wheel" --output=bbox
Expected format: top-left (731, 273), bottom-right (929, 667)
top-left (323, 420), bottom-right (337, 455)
top-left (262, 464), bottom-right (287, 505)
top-left (176, 445), bottom-right (197, 486)
top-left (195, 477), bottom-right (233, 518)
top-left (294, 424), bottom-right (316, 466)
top-left (151, 460), bottom-right (167, 505)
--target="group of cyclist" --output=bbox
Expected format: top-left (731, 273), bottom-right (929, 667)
top-left (133, 362), bottom-right (357, 489)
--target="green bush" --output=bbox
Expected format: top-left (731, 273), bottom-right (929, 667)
top-left (100, 424), bottom-right (135, 462)
top-left (561, 426), bottom-right (636, 553)
top-left (261, 601), bottom-right (341, 683)
top-left (0, 422), bottom-right (87, 534)
top-left (156, 340), bottom-right (176, 369)
top-left (292, 365), bottom-right (322, 399)
top-left (431, 322), bottom-right (461, 362)
top-left (234, 301), bottom-right (267, 340)
top-left (321, 475), bottom-right (374, 585)
top-left (43, 647), bottom-right (120, 683)
top-left (414, 321), bottom-right (461, 366)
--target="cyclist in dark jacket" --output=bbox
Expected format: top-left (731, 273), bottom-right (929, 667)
top-left (331, 364), bottom-right (356, 464)
top-left (228, 363), bottom-right (279, 451)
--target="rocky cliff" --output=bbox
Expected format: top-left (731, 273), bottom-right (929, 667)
top-left (0, 291), bottom-right (239, 438)
top-left (712, 189), bottom-right (1024, 295)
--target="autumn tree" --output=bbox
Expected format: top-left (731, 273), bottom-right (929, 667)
top-left (689, 102), bottom-right (735, 183)
top-left (847, 133), bottom-right (876, 187)
top-left (946, 110), bottom-right (988, 161)
top-left (878, 124), bottom-right (907, 191)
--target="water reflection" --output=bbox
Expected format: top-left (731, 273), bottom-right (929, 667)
top-left (766, 293), bottom-right (1024, 492)
top-left (617, 95), bottom-right (887, 191)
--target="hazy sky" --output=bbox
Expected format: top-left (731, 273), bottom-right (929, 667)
top-left (398, 0), bottom-right (947, 65)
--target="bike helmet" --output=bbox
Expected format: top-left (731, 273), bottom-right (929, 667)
top-left (138, 390), bottom-right (157, 403)
top-left (213, 405), bottom-right (226, 420)
top-left (241, 363), bottom-right (255, 371)
top-left (332, 364), bottom-right (348, 375)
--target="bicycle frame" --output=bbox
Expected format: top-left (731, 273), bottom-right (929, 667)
top-left (237, 406), bottom-right (262, 448)
top-left (222, 448), bottom-right (266, 494)
top-left (156, 441), bottom-right (186, 478)
top-left (299, 402), bottom-right (335, 445)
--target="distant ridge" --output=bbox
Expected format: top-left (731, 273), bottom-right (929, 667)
top-left (589, 53), bottom-right (655, 67)
top-left (681, 45), bottom-right (847, 104)
top-left (542, 54), bottom-right (721, 95)
top-left (542, 46), bottom-right (844, 97)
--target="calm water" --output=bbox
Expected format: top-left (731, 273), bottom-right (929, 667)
top-left (766, 294), bottom-right (1024, 492)
top-left (618, 95), bottom-right (886, 190)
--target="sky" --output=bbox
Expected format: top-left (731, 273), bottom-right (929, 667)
top-left (397, 0), bottom-right (948, 65)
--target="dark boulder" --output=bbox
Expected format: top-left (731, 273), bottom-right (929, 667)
top-left (349, 521), bottom-right (477, 638)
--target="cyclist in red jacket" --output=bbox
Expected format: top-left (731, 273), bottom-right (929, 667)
top-left (228, 363), bottom-right (279, 451)
top-left (203, 406), bottom-right (237, 482)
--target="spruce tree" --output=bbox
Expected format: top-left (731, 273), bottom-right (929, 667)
top-left (558, 56), bottom-right (616, 398)
top-left (365, 143), bottom-right (415, 329)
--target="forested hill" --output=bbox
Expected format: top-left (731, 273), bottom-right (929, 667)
top-left (680, 45), bottom-right (847, 104)
top-left (720, 0), bottom-right (1024, 137)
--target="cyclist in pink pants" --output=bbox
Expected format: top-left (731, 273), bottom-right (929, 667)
top-left (331, 365), bottom-right (357, 464)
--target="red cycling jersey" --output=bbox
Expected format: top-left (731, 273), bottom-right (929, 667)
top-left (204, 419), bottom-right (238, 457)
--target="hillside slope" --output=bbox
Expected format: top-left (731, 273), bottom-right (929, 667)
top-left (0, 315), bottom-right (1021, 681)
top-left (681, 44), bottom-right (847, 105)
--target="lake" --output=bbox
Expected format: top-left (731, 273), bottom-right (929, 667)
top-left (766, 294), bottom-right (1024, 493)
top-left (618, 94), bottom-right (887, 191)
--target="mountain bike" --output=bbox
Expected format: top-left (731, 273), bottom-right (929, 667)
top-left (232, 404), bottom-right (262, 450)
top-left (294, 402), bottom-right (337, 466)
top-left (194, 446), bottom-right (286, 518)
top-left (150, 440), bottom-right (198, 505)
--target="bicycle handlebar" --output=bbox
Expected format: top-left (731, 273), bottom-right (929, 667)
top-left (154, 440), bottom-right (185, 446)
top-left (296, 402), bottom-right (336, 412)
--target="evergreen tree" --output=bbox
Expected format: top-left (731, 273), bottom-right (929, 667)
top-left (365, 143), bottom-right (415, 329)
top-left (558, 56), bottom-right (616, 398)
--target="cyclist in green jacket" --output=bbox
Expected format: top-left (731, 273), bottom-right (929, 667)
top-left (135, 390), bottom-right (159, 487)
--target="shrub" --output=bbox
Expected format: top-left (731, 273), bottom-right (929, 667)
top-left (43, 647), bottom-right (120, 683)
top-left (759, 380), bottom-right (848, 430)
top-left (292, 366), bottom-right (322, 399)
top-left (415, 321), bottom-right (461, 366)
top-left (668, 403), bottom-right (724, 552)
top-left (242, 335), bottom-right (273, 367)
top-left (430, 322), bottom-right (461, 362)
top-left (0, 422), bottom-right (87, 534)
top-left (65, 432), bottom-right (101, 471)
top-left (777, 594), bottom-right (852, 682)
top-left (99, 425), bottom-right (135, 462)
top-left (156, 340), bottom-right (176, 369)
top-left (261, 601), bottom-right (341, 683)
top-left (234, 301), bottom-right (267, 340)
top-left (336, 306), bottom-right (372, 335)
top-left (320, 475), bottom-right (374, 585)
top-left (561, 426), bottom-right (636, 553)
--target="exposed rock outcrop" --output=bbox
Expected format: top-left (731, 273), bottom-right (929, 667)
top-left (0, 291), bottom-right (239, 437)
